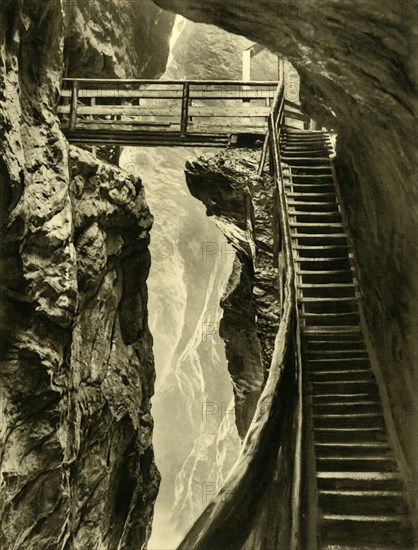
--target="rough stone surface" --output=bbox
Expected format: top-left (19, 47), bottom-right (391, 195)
top-left (0, 1), bottom-right (172, 547)
top-left (185, 150), bottom-right (280, 437)
top-left (65, 0), bottom-right (174, 79)
top-left (156, 0), bottom-right (418, 511)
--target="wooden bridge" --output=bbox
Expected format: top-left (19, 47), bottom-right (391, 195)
top-left (58, 78), bottom-right (310, 148)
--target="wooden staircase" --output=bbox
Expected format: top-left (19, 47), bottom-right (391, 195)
top-left (280, 128), bottom-right (417, 549)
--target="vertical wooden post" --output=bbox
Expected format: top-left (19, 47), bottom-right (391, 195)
top-left (69, 80), bottom-right (79, 131)
top-left (278, 58), bottom-right (285, 87)
top-left (242, 49), bottom-right (252, 81)
top-left (180, 82), bottom-right (190, 136)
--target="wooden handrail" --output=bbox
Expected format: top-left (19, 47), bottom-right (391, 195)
top-left (62, 78), bottom-right (279, 86)
top-left (267, 80), bottom-right (303, 550)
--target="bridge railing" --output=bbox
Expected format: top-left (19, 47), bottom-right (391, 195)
top-left (58, 78), bottom-right (279, 136)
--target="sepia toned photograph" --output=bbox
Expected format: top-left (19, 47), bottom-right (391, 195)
top-left (0, 1), bottom-right (417, 548)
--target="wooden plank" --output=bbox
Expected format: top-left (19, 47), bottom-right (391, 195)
top-left (188, 124), bottom-right (267, 133)
top-left (61, 89), bottom-right (183, 99)
top-left (190, 90), bottom-right (275, 99)
top-left (58, 105), bottom-right (181, 116)
top-left (284, 109), bottom-right (311, 122)
top-left (75, 119), bottom-right (173, 127)
top-left (284, 98), bottom-right (303, 111)
top-left (188, 106), bottom-right (271, 117)
top-left (58, 105), bottom-right (271, 119)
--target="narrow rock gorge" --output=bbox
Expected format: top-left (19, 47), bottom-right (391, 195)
top-left (1, 0), bottom-right (417, 548)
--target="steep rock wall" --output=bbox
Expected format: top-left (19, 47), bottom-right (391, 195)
top-left (185, 150), bottom-right (280, 437)
top-left (155, 0), bottom-right (418, 500)
top-left (0, 0), bottom-right (173, 547)
top-left (65, 0), bottom-right (174, 78)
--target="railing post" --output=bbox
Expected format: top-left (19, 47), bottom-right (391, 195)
top-left (180, 82), bottom-right (190, 136)
top-left (69, 80), bottom-right (79, 131)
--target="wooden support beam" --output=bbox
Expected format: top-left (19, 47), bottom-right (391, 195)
top-left (181, 82), bottom-right (190, 136)
top-left (69, 80), bottom-right (79, 131)
top-left (242, 49), bottom-right (252, 82)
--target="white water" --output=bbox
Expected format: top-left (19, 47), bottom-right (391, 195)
top-left (119, 144), bottom-right (240, 548)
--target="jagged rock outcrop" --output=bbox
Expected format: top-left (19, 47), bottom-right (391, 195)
top-left (0, 1), bottom-right (173, 547)
top-left (185, 150), bottom-right (280, 437)
top-left (156, 0), bottom-right (418, 512)
top-left (64, 0), bottom-right (174, 79)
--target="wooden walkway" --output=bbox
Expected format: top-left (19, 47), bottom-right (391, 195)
top-left (58, 78), bottom-right (310, 147)
top-left (260, 81), bottom-right (417, 550)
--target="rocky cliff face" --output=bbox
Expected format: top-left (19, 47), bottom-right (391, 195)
top-left (156, 0), bottom-right (418, 510)
top-left (65, 0), bottom-right (174, 79)
top-left (185, 150), bottom-right (281, 437)
top-left (0, 1), bottom-right (174, 547)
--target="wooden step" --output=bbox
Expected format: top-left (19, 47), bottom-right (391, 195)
top-left (283, 152), bottom-right (332, 157)
top-left (287, 184), bottom-right (336, 193)
top-left (306, 347), bottom-right (367, 356)
top-left (286, 182), bottom-right (335, 190)
top-left (319, 489), bottom-right (408, 516)
top-left (299, 283), bottom-right (356, 288)
top-left (296, 258), bottom-right (351, 267)
top-left (287, 166), bottom-right (334, 172)
top-left (297, 268), bottom-right (351, 275)
top-left (309, 370), bottom-right (374, 382)
top-left (292, 216), bottom-right (344, 226)
top-left (282, 138), bottom-right (331, 144)
top-left (301, 302), bottom-right (359, 315)
top-left (282, 157), bottom-right (332, 165)
top-left (317, 471), bottom-right (401, 488)
top-left (303, 316), bottom-right (360, 327)
top-left (319, 513), bottom-right (416, 548)
top-left (286, 173), bottom-right (334, 179)
top-left (312, 393), bottom-right (379, 403)
top-left (287, 185), bottom-right (336, 193)
top-left (300, 274), bottom-right (355, 285)
top-left (316, 456), bottom-right (397, 473)
top-left (314, 427), bottom-right (387, 444)
top-left (282, 148), bottom-right (332, 155)
top-left (310, 381), bottom-right (380, 397)
top-left (306, 349), bottom-right (368, 357)
top-left (298, 296), bottom-right (357, 304)
top-left (295, 248), bottom-right (351, 259)
top-left (301, 288), bottom-right (357, 298)
top-left (287, 202), bottom-right (340, 212)
top-left (306, 357), bottom-right (369, 364)
top-left (313, 413), bottom-right (384, 429)
top-left (291, 223), bottom-right (343, 230)
top-left (313, 404), bottom-right (383, 418)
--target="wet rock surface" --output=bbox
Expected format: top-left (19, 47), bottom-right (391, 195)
top-left (185, 150), bottom-right (280, 437)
